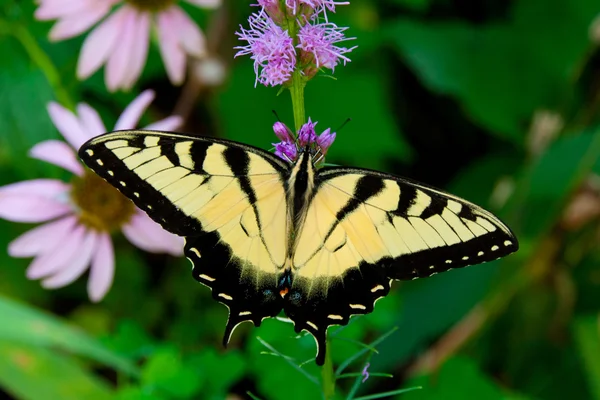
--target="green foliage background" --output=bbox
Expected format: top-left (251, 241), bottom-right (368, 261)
top-left (1, 0), bottom-right (600, 399)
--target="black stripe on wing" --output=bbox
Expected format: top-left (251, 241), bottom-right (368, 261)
top-left (316, 166), bottom-right (519, 280)
top-left (78, 130), bottom-right (288, 237)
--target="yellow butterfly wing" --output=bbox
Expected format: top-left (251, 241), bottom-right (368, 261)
top-left (286, 167), bottom-right (518, 363)
top-left (79, 130), bottom-right (290, 342)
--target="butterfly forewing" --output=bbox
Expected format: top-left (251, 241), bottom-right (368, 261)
top-left (79, 130), bottom-right (291, 340)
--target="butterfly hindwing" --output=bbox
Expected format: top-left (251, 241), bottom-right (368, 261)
top-left (286, 167), bottom-right (518, 361)
top-left (79, 130), bottom-right (290, 341)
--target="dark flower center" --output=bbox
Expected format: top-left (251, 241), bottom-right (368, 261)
top-left (125, 0), bottom-right (175, 12)
top-left (71, 172), bottom-right (135, 232)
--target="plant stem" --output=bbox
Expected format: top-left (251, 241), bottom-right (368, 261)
top-left (286, 10), bottom-right (306, 131)
top-left (3, 22), bottom-right (75, 110)
top-left (321, 339), bottom-right (336, 399)
top-left (290, 71), bottom-right (306, 131)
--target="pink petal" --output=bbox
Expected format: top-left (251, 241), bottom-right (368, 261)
top-left (114, 89), bottom-right (155, 130)
top-left (42, 229), bottom-right (98, 289)
top-left (0, 197), bottom-right (72, 223)
top-left (144, 115), bottom-right (183, 131)
top-left (105, 6), bottom-right (139, 92)
top-left (47, 102), bottom-right (87, 150)
top-left (184, 0), bottom-right (221, 8)
top-left (35, 0), bottom-right (93, 20)
top-left (88, 233), bottom-right (114, 302)
top-left (26, 224), bottom-right (86, 279)
top-left (122, 211), bottom-right (183, 255)
top-left (121, 11), bottom-right (151, 91)
top-left (48, 4), bottom-right (112, 41)
top-left (0, 179), bottom-right (70, 197)
top-left (157, 8), bottom-right (187, 85)
top-left (8, 216), bottom-right (78, 258)
top-left (29, 140), bottom-right (84, 176)
top-left (76, 104), bottom-right (107, 139)
top-left (77, 6), bottom-right (128, 79)
top-left (171, 6), bottom-right (206, 57)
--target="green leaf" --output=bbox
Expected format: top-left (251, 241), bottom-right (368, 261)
top-left (0, 294), bottom-right (137, 376)
top-left (511, 129), bottom-right (600, 238)
top-left (387, 0), bottom-right (431, 12)
top-left (387, 0), bottom-right (597, 140)
top-left (115, 386), bottom-right (166, 400)
top-left (188, 348), bottom-right (247, 397)
top-left (0, 341), bottom-right (113, 400)
top-left (371, 263), bottom-right (500, 372)
top-left (141, 347), bottom-right (202, 398)
top-left (573, 316), bottom-right (600, 400)
top-left (353, 387), bottom-right (422, 400)
top-left (401, 357), bottom-right (527, 400)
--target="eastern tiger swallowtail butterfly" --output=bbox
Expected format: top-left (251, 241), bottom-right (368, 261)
top-left (79, 130), bottom-right (518, 365)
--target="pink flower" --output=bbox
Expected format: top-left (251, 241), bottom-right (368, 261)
top-left (0, 90), bottom-right (184, 302)
top-left (235, 10), bottom-right (297, 87)
top-left (35, 0), bottom-right (220, 91)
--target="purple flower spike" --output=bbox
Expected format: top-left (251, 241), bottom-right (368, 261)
top-left (235, 10), bottom-right (297, 87)
top-left (298, 118), bottom-right (318, 146)
top-left (317, 127), bottom-right (336, 153)
top-left (298, 22), bottom-right (356, 72)
top-left (274, 141), bottom-right (298, 161)
top-left (273, 122), bottom-right (295, 143)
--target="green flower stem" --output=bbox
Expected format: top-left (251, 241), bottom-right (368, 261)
top-left (290, 71), bottom-right (306, 132)
top-left (1, 21), bottom-right (75, 110)
top-left (286, 10), bottom-right (306, 131)
top-left (321, 340), bottom-right (336, 399)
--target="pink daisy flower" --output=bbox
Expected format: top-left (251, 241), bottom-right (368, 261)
top-left (35, 0), bottom-right (220, 91)
top-left (0, 90), bottom-right (184, 302)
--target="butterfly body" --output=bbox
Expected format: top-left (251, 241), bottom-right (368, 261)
top-left (79, 130), bottom-right (518, 365)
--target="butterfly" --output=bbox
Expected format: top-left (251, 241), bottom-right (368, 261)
top-left (79, 130), bottom-right (518, 365)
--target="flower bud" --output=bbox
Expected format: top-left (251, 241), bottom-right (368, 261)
top-left (298, 119), bottom-right (317, 146)
top-left (273, 122), bottom-right (295, 143)
top-left (317, 128), bottom-right (336, 153)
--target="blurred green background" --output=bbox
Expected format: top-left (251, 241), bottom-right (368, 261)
top-left (2, 0), bottom-right (600, 399)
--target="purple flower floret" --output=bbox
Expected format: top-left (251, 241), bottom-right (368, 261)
top-left (316, 127), bottom-right (336, 154)
top-left (271, 119), bottom-right (337, 163)
top-left (298, 118), bottom-right (318, 146)
top-left (235, 10), bottom-right (297, 87)
top-left (298, 22), bottom-right (356, 72)
top-left (274, 141), bottom-right (298, 161)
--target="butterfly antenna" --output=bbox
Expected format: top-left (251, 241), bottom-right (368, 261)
top-left (272, 110), bottom-right (282, 122)
top-left (335, 118), bottom-right (352, 132)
